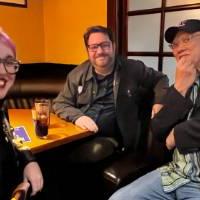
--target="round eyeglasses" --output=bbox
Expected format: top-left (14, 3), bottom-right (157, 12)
top-left (169, 33), bottom-right (200, 50)
top-left (87, 41), bottom-right (111, 52)
top-left (0, 57), bottom-right (20, 74)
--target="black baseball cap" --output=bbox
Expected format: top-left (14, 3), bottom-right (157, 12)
top-left (165, 19), bottom-right (200, 43)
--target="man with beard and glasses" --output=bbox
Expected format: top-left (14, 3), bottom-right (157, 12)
top-left (53, 25), bottom-right (168, 163)
top-left (53, 25), bottom-right (168, 199)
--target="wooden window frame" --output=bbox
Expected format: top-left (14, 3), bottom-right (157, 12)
top-left (107, 0), bottom-right (200, 71)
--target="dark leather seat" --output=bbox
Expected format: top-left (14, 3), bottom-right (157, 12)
top-left (102, 131), bottom-right (170, 198)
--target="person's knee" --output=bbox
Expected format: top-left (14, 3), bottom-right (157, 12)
top-left (109, 188), bottom-right (143, 200)
top-left (109, 170), bottom-right (161, 200)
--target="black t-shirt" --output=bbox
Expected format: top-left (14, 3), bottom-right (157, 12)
top-left (85, 72), bottom-right (122, 142)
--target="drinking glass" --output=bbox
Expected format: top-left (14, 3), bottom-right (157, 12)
top-left (34, 99), bottom-right (50, 138)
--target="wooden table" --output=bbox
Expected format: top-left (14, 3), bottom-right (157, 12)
top-left (8, 109), bottom-right (93, 154)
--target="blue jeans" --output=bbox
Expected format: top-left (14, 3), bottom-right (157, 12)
top-left (108, 169), bottom-right (200, 200)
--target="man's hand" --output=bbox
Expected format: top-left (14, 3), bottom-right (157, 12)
top-left (23, 161), bottom-right (44, 196)
top-left (11, 181), bottom-right (30, 200)
top-left (151, 104), bottom-right (163, 118)
top-left (174, 56), bottom-right (197, 96)
top-left (166, 129), bottom-right (175, 150)
top-left (75, 116), bottom-right (98, 133)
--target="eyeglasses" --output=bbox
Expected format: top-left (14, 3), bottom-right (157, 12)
top-left (0, 57), bottom-right (20, 74)
top-left (169, 33), bottom-right (200, 50)
top-left (87, 41), bottom-right (111, 52)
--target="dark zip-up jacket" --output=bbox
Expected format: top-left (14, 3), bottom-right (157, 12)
top-left (0, 105), bottom-right (35, 200)
top-left (53, 56), bottom-right (168, 151)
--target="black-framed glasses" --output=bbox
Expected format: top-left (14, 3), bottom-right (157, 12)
top-left (0, 57), bottom-right (20, 74)
top-left (169, 33), bottom-right (200, 50)
top-left (87, 41), bottom-right (111, 52)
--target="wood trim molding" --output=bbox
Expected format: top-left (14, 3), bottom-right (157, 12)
top-left (0, 0), bottom-right (27, 7)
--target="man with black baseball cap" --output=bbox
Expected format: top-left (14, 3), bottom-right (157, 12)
top-left (109, 19), bottom-right (200, 200)
top-left (165, 19), bottom-right (200, 43)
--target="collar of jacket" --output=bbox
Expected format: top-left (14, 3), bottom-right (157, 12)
top-left (84, 61), bottom-right (94, 82)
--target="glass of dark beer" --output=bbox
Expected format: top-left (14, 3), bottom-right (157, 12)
top-left (34, 99), bottom-right (50, 138)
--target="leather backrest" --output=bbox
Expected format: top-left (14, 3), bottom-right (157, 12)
top-left (6, 63), bottom-right (76, 108)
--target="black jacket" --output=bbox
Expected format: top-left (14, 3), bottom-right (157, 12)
top-left (0, 105), bottom-right (35, 200)
top-left (151, 86), bottom-right (200, 154)
top-left (115, 56), bottom-right (168, 150)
